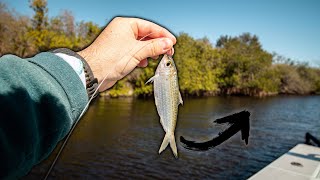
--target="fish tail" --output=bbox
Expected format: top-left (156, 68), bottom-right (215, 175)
top-left (159, 133), bottom-right (178, 158)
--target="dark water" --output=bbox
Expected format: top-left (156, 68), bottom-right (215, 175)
top-left (25, 96), bottom-right (320, 179)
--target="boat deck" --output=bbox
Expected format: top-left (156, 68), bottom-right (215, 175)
top-left (249, 144), bottom-right (320, 180)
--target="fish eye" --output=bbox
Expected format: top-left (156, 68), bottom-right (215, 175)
top-left (166, 61), bottom-right (171, 67)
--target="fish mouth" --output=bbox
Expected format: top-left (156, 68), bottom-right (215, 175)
top-left (164, 54), bottom-right (173, 59)
top-left (162, 54), bottom-right (173, 61)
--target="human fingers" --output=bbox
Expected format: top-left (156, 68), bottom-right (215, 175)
top-left (129, 18), bottom-right (176, 44)
top-left (137, 59), bottom-right (148, 67)
top-left (151, 55), bottom-right (159, 59)
top-left (135, 38), bottom-right (173, 61)
top-left (166, 48), bottom-right (174, 56)
top-left (137, 36), bottom-right (152, 41)
top-left (137, 55), bottom-right (161, 68)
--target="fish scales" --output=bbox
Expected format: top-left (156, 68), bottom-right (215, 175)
top-left (146, 54), bottom-right (183, 158)
top-left (155, 73), bottom-right (179, 132)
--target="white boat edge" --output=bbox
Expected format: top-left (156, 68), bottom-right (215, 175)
top-left (248, 144), bottom-right (320, 180)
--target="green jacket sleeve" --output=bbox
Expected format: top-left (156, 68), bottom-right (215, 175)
top-left (0, 52), bottom-right (88, 179)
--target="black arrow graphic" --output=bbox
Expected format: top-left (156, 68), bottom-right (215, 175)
top-left (180, 110), bottom-right (250, 151)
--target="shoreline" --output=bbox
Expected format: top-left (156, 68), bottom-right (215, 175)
top-left (100, 91), bottom-right (320, 99)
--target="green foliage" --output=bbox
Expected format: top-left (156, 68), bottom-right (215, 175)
top-left (250, 66), bottom-right (281, 93)
top-left (174, 33), bottom-right (222, 95)
top-left (131, 60), bottom-right (158, 97)
top-left (216, 33), bottom-right (275, 95)
top-left (0, 0), bottom-right (100, 57)
top-left (0, 3), bottom-right (34, 57)
top-left (1, 1), bottom-right (319, 97)
top-left (108, 78), bottom-right (133, 98)
top-left (275, 64), bottom-right (310, 94)
top-left (29, 0), bottom-right (48, 31)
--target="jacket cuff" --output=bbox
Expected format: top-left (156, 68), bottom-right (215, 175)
top-left (50, 48), bottom-right (99, 99)
top-left (27, 52), bottom-right (88, 120)
top-left (55, 53), bottom-right (86, 88)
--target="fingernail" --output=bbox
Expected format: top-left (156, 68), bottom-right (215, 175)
top-left (161, 38), bottom-right (173, 51)
top-left (166, 48), bottom-right (174, 56)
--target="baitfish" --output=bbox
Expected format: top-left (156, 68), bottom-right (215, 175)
top-left (146, 54), bottom-right (183, 158)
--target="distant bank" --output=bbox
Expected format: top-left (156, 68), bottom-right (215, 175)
top-left (1, 2), bottom-right (320, 97)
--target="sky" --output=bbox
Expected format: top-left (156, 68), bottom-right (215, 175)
top-left (4, 0), bottom-right (320, 66)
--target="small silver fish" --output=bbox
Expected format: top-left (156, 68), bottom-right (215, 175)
top-left (146, 54), bottom-right (183, 158)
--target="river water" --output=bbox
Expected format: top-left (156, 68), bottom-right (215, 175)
top-left (25, 96), bottom-right (320, 179)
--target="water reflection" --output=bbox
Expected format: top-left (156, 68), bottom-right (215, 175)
top-left (25, 96), bottom-right (320, 179)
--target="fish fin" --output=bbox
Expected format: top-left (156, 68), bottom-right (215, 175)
top-left (145, 74), bottom-right (158, 84)
top-left (169, 134), bottom-right (178, 158)
top-left (178, 91), bottom-right (183, 105)
top-left (159, 133), bottom-right (178, 158)
top-left (159, 133), bottom-right (170, 154)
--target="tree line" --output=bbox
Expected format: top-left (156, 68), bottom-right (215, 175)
top-left (1, 1), bottom-right (319, 97)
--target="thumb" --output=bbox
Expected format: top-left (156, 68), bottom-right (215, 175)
top-left (135, 38), bottom-right (173, 60)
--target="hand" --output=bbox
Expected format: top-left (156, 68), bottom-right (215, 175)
top-left (77, 17), bottom-right (176, 92)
